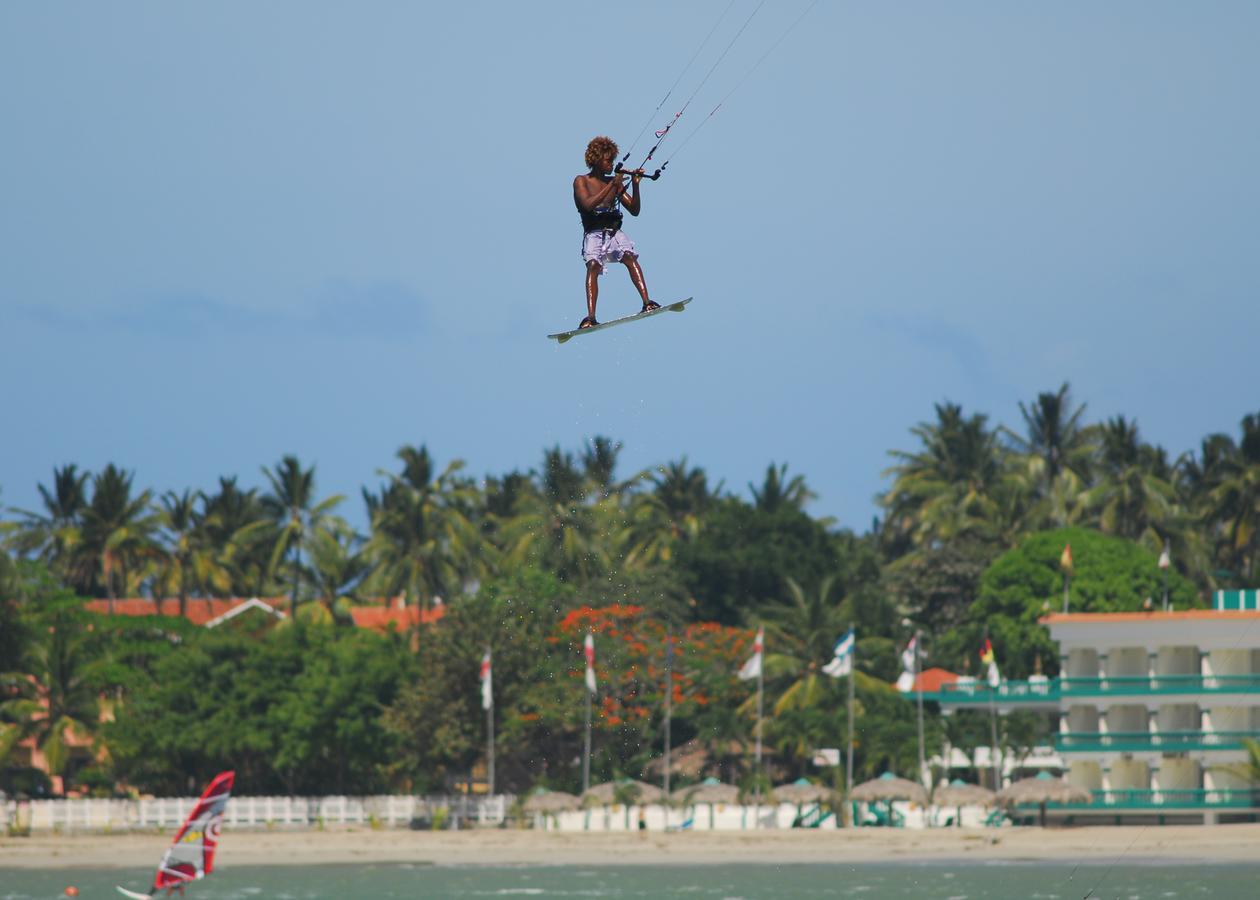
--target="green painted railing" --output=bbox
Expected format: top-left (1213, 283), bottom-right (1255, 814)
top-left (927, 679), bottom-right (1059, 705)
top-left (1055, 730), bottom-right (1257, 753)
top-left (1017, 788), bottom-right (1259, 810)
top-left (929, 674), bottom-right (1260, 706)
top-left (1059, 674), bottom-right (1260, 696)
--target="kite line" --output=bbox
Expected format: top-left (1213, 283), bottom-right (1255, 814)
top-left (616, 0), bottom-right (822, 181)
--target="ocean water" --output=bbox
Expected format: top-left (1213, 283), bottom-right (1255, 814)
top-left (4, 863), bottom-right (1257, 900)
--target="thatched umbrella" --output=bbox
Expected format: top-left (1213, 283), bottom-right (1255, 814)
top-left (523, 789), bottom-right (581, 828)
top-left (773, 778), bottom-right (833, 828)
top-left (583, 779), bottom-right (664, 806)
top-left (673, 778), bottom-right (739, 829)
top-left (583, 779), bottom-right (664, 829)
top-left (772, 778), bottom-right (832, 804)
top-left (997, 773), bottom-right (1092, 827)
top-left (934, 779), bottom-right (996, 828)
top-left (850, 772), bottom-right (928, 827)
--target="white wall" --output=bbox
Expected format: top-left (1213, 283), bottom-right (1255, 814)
top-left (1066, 648), bottom-right (1100, 679)
top-left (1156, 704), bottom-right (1199, 732)
top-left (1155, 757), bottom-right (1199, 792)
top-left (1107, 758), bottom-right (1150, 791)
top-left (1106, 648), bottom-right (1148, 678)
top-left (1154, 646), bottom-right (1197, 676)
top-left (1068, 760), bottom-right (1103, 792)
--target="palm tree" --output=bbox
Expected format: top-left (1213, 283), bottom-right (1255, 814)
top-left (759, 577), bottom-right (852, 715)
top-left (581, 436), bottom-right (627, 499)
top-left (306, 526), bottom-right (369, 625)
top-left (362, 445), bottom-right (482, 611)
top-left (624, 458), bottom-right (716, 568)
top-left (200, 477), bottom-right (273, 597)
top-left (1002, 383), bottom-right (1094, 529)
top-left (880, 403), bottom-right (1012, 555)
top-left (79, 465), bottom-right (160, 606)
top-left (0, 598), bottom-right (101, 792)
top-left (500, 446), bottom-right (617, 582)
top-left (1203, 414), bottom-right (1260, 583)
top-left (154, 490), bottom-right (231, 617)
top-left (1083, 417), bottom-right (1178, 550)
top-left (10, 464), bottom-right (91, 589)
top-left (261, 456), bottom-right (345, 618)
top-left (1211, 737), bottom-right (1260, 786)
top-left (750, 463), bottom-right (815, 514)
top-left (1003, 383), bottom-right (1093, 484)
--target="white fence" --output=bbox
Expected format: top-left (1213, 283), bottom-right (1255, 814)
top-left (5, 794), bottom-right (509, 833)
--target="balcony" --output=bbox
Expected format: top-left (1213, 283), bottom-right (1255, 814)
top-left (929, 673), bottom-right (1260, 707)
top-left (1060, 674), bottom-right (1260, 698)
top-left (1018, 788), bottom-right (1259, 811)
top-left (1055, 730), bottom-right (1257, 753)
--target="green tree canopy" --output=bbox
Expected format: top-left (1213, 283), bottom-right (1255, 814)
top-left (675, 497), bottom-right (840, 625)
top-left (936, 527), bottom-right (1201, 680)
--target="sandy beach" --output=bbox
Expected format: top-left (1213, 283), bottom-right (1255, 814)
top-left (3, 824), bottom-right (1258, 870)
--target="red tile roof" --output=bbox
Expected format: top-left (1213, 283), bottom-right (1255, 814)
top-left (84, 597), bottom-right (445, 630)
top-left (909, 667), bottom-right (960, 693)
top-left (1040, 609), bottom-right (1260, 625)
top-left (84, 597), bottom-right (286, 626)
top-left (349, 604), bottom-right (445, 632)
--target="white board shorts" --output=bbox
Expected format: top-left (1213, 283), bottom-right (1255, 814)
top-left (582, 230), bottom-right (637, 272)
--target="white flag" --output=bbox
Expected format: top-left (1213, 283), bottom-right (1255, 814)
top-left (479, 650), bottom-right (493, 710)
top-left (895, 635), bottom-right (920, 693)
top-left (822, 628), bottom-right (855, 677)
top-left (738, 627), bottom-right (763, 681)
top-left (584, 632), bottom-right (597, 694)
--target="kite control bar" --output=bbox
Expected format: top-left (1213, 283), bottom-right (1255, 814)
top-left (614, 163), bottom-right (665, 181)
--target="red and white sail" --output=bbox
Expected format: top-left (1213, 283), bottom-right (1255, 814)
top-left (152, 770), bottom-right (235, 892)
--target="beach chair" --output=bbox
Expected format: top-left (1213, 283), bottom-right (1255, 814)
top-left (983, 807), bottom-right (1011, 828)
top-left (666, 816), bottom-right (694, 832)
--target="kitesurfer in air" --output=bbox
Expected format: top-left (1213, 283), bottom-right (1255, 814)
top-left (573, 136), bottom-right (658, 328)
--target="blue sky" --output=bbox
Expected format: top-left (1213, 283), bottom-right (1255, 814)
top-left (2, 1), bottom-right (1257, 531)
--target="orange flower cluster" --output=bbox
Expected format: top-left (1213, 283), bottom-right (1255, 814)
top-left (557, 604), bottom-right (644, 634)
top-left (547, 604), bottom-right (753, 733)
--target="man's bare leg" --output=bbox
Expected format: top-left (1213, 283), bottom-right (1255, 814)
top-left (622, 254), bottom-right (658, 310)
top-left (583, 260), bottom-right (601, 327)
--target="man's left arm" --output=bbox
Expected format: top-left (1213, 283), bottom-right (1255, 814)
top-left (623, 170), bottom-right (643, 216)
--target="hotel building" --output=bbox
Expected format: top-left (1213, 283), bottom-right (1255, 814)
top-left (925, 590), bottom-right (1260, 824)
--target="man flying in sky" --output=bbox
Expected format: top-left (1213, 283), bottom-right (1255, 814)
top-left (572, 136), bottom-right (658, 329)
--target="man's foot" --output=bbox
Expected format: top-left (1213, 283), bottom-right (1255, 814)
top-left (640, 301), bottom-right (661, 312)
top-left (578, 316), bottom-right (598, 329)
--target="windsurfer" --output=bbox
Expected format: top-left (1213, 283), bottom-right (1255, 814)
top-left (573, 136), bottom-right (658, 329)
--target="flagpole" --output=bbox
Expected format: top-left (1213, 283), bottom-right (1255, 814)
top-left (1061, 542), bottom-right (1072, 613)
top-left (486, 648), bottom-right (495, 796)
top-left (1160, 539), bottom-right (1171, 611)
top-left (583, 631), bottom-right (592, 796)
top-left (663, 631), bottom-right (673, 823)
top-left (846, 623), bottom-right (856, 827)
top-left (985, 629), bottom-right (1000, 791)
top-left (754, 635), bottom-right (763, 827)
top-left (915, 628), bottom-right (926, 790)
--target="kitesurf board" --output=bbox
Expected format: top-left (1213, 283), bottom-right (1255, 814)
top-left (548, 297), bottom-right (691, 343)
top-left (115, 888), bottom-right (152, 899)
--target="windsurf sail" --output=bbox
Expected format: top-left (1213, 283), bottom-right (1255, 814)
top-left (151, 770), bottom-right (234, 894)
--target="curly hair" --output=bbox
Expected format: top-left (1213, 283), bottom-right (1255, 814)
top-left (585, 135), bottom-right (619, 169)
